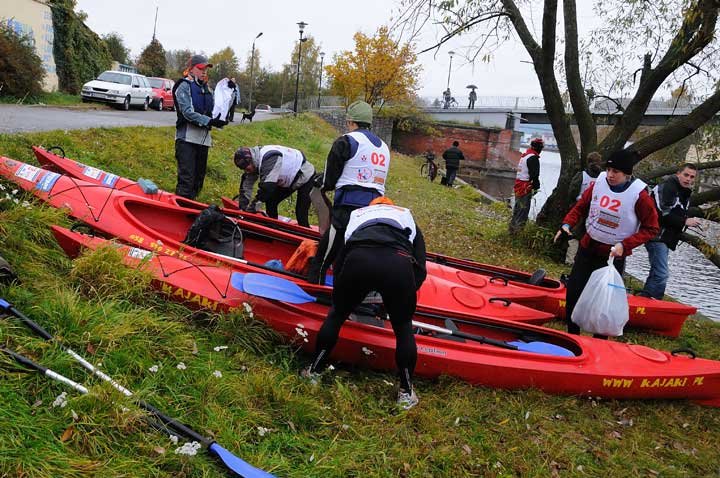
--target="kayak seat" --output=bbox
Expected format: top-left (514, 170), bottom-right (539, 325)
top-left (184, 205), bottom-right (244, 259)
top-left (527, 269), bottom-right (546, 286)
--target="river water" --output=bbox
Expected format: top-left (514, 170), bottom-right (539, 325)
top-left (530, 152), bottom-right (720, 321)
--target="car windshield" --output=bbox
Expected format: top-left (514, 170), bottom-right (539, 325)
top-left (97, 72), bottom-right (132, 85)
top-left (148, 78), bottom-right (164, 88)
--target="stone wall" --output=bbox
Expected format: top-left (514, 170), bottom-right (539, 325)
top-left (393, 124), bottom-right (521, 171)
top-left (316, 110), bottom-right (394, 146)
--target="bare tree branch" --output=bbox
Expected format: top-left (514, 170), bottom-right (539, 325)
top-left (690, 186), bottom-right (720, 207)
top-left (679, 231), bottom-right (720, 268)
top-left (640, 160), bottom-right (720, 181)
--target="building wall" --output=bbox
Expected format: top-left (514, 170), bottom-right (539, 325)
top-left (0, 0), bottom-right (59, 92)
top-left (394, 124), bottom-right (521, 172)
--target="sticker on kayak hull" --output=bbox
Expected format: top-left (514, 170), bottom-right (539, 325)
top-left (15, 164), bottom-right (42, 182)
top-left (127, 247), bottom-right (152, 260)
top-left (35, 171), bottom-right (61, 192)
top-left (102, 173), bottom-right (119, 187)
top-left (82, 166), bottom-right (104, 180)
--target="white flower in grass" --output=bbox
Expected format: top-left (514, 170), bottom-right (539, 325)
top-left (361, 347), bottom-right (374, 356)
top-left (382, 380), bottom-right (393, 387)
top-left (213, 370), bottom-right (222, 378)
top-left (213, 346), bottom-right (228, 352)
top-left (174, 441), bottom-right (201, 456)
top-left (149, 364), bottom-right (160, 373)
top-left (295, 327), bottom-right (308, 338)
top-left (11, 189), bottom-right (17, 195)
top-left (327, 365), bottom-right (335, 371)
top-left (13, 198), bottom-right (19, 204)
top-left (243, 302), bottom-right (253, 313)
top-left (257, 426), bottom-right (271, 437)
top-left (176, 362), bottom-right (187, 370)
top-left (22, 201), bottom-right (31, 208)
top-left (169, 435), bottom-right (179, 444)
top-left (52, 392), bottom-right (68, 408)
top-left (71, 409), bottom-right (79, 420)
top-left (0, 183), bottom-right (5, 190)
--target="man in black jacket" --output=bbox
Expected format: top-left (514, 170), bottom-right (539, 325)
top-left (442, 141), bottom-right (464, 187)
top-left (642, 163), bottom-right (700, 299)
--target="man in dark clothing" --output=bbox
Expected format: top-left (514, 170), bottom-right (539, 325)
top-left (509, 137), bottom-right (543, 233)
top-left (441, 141), bottom-right (464, 187)
top-left (468, 89), bottom-right (477, 109)
top-left (642, 163), bottom-right (700, 299)
top-left (554, 149), bottom-right (659, 336)
top-left (306, 100), bottom-right (390, 284)
top-left (302, 197), bottom-right (427, 410)
top-left (172, 55), bottom-right (227, 200)
top-left (233, 145), bottom-right (316, 227)
top-left (565, 151), bottom-right (603, 265)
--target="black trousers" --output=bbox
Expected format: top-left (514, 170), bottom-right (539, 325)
top-left (565, 246), bottom-right (625, 335)
top-left (175, 140), bottom-right (209, 200)
top-left (306, 204), bottom-right (356, 284)
top-left (264, 180), bottom-right (313, 227)
top-left (311, 246), bottom-right (418, 391)
top-left (445, 167), bottom-right (458, 186)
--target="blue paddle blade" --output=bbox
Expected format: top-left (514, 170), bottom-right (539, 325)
top-left (509, 341), bottom-right (575, 357)
top-left (230, 272), bottom-right (246, 292)
top-left (242, 273), bottom-right (317, 304)
top-left (209, 443), bottom-right (277, 478)
top-left (324, 274), bottom-right (333, 286)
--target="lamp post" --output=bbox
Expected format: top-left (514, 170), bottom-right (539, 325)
top-left (446, 50), bottom-right (455, 90)
top-left (293, 21), bottom-right (308, 115)
top-left (248, 31), bottom-right (263, 112)
top-left (317, 51), bottom-right (325, 109)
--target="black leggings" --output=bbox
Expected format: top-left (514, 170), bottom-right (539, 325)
top-left (311, 247), bottom-right (418, 391)
top-left (264, 180), bottom-right (313, 227)
top-left (565, 246), bottom-right (625, 335)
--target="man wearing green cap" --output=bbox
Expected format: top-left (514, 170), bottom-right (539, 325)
top-left (307, 100), bottom-right (391, 284)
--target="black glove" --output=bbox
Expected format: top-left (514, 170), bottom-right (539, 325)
top-left (208, 114), bottom-right (227, 129)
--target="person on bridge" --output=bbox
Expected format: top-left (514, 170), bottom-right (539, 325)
top-left (565, 151), bottom-right (603, 265)
top-left (302, 196), bottom-right (427, 410)
top-left (509, 137), bottom-right (544, 233)
top-left (442, 141), bottom-right (464, 187)
top-left (642, 163), bottom-right (701, 299)
top-left (554, 149), bottom-right (659, 336)
top-left (306, 101), bottom-right (391, 284)
top-left (172, 54), bottom-right (227, 200)
top-left (443, 88), bottom-right (452, 109)
top-left (233, 145), bottom-right (316, 227)
top-left (468, 89), bottom-right (477, 109)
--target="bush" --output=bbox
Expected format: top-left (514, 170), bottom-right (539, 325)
top-left (0, 22), bottom-right (45, 98)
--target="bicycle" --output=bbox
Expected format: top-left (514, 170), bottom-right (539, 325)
top-left (420, 156), bottom-right (438, 182)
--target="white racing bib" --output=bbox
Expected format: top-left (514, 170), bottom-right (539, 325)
top-left (334, 131), bottom-right (390, 194)
top-left (586, 172), bottom-right (647, 244)
top-left (345, 204), bottom-right (416, 243)
top-left (258, 145), bottom-right (304, 187)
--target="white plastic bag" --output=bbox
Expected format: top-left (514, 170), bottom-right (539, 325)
top-left (571, 255), bottom-right (629, 336)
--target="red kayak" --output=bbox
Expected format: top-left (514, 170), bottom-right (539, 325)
top-left (31, 147), bottom-right (697, 336)
top-left (1, 156), bottom-right (553, 324)
top-left (51, 225), bottom-right (720, 407)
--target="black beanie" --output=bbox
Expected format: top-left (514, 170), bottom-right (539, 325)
top-left (605, 149), bottom-right (639, 175)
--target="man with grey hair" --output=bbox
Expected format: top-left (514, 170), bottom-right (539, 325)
top-left (171, 54), bottom-right (227, 199)
top-left (233, 145), bottom-right (316, 227)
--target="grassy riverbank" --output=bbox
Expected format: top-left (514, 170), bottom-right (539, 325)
top-left (1, 115), bottom-right (719, 477)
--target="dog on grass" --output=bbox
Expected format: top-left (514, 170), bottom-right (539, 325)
top-left (240, 110), bottom-right (256, 123)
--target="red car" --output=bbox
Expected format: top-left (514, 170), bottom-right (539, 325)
top-left (148, 77), bottom-right (175, 110)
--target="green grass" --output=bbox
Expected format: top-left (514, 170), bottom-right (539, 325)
top-left (0, 92), bottom-right (83, 106)
top-left (1, 115), bottom-right (720, 477)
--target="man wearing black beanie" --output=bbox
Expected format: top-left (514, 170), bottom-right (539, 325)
top-left (553, 149), bottom-right (659, 337)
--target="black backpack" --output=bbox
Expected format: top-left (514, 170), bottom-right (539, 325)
top-left (183, 205), bottom-right (244, 259)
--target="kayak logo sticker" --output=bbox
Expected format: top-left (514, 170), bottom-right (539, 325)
top-left (15, 164), bottom-right (41, 182)
top-left (82, 166), bottom-right (104, 180)
top-left (102, 174), bottom-right (119, 188)
top-left (602, 376), bottom-right (704, 389)
top-left (35, 171), bottom-right (61, 192)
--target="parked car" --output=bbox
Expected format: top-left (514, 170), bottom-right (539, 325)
top-left (254, 104), bottom-right (272, 112)
top-left (80, 71), bottom-right (153, 110)
top-left (148, 77), bottom-right (175, 111)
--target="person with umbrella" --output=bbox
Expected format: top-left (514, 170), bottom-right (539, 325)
top-left (467, 85), bottom-right (477, 109)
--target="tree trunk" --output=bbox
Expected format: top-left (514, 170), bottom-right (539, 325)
top-left (640, 160), bottom-right (720, 181)
top-left (690, 187), bottom-right (720, 207)
top-left (679, 232), bottom-right (720, 268)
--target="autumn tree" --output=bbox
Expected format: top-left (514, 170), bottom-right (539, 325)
top-left (326, 26), bottom-right (421, 107)
top-left (103, 32), bottom-right (130, 65)
top-left (283, 36), bottom-right (323, 111)
top-left (208, 46), bottom-right (240, 85)
top-left (136, 38), bottom-right (167, 77)
top-left (397, 0), bottom-right (720, 264)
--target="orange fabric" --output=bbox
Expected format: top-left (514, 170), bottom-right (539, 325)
top-left (286, 239), bottom-right (318, 275)
top-left (370, 196), bottom-right (394, 206)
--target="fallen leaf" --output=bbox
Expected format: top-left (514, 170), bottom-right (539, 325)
top-left (153, 446), bottom-right (166, 455)
top-left (498, 418), bottom-right (510, 426)
top-left (86, 343), bottom-right (96, 355)
top-left (462, 444), bottom-right (471, 455)
top-left (288, 421), bottom-right (296, 433)
top-left (60, 425), bottom-right (75, 442)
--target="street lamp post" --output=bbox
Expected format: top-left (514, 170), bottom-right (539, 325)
top-left (446, 50), bottom-right (455, 90)
top-left (317, 51), bottom-right (325, 109)
top-left (248, 32), bottom-right (263, 112)
top-left (293, 21), bottom-right (308, 115)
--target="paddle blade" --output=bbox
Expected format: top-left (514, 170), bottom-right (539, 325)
top-left (509, 341), bottom-right (575, 357)
top-left (230, 272), bottom-right (246, 292)
top-left (208, 443), bottom-right (276, 478)
top-left (242, 273), bottom-right (317, 304)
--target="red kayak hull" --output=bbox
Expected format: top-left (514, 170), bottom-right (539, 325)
top-left (31, 147), bottom-right (697, 336)
top-left (1, 156), bottom-right (552, 325)
top-left (50, 225), bottom-right (720, 406)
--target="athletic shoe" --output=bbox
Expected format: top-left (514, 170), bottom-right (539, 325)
top-left (300, 366), bottom-right (321, 385)
top-left (396, 389), bottom-right (419, 410)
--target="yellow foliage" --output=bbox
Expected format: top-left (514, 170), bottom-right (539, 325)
top-left (326, 26), bottom-right (421, 106)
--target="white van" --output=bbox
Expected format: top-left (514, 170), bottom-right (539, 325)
top-left (81, 71), bottom-right (153, 110)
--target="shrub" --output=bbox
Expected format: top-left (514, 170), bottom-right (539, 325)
top-left (0, 22), bottom-right (45, 98)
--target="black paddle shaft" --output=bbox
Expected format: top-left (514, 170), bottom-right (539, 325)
top-left (0, 299), bottom-right (53, 340)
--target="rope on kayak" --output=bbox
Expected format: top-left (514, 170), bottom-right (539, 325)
top-left (47, 176), bottom-right (117, 223)
top-left (152, 253), bottom-right (233, 299)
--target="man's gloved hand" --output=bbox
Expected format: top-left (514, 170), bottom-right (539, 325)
top-left (208, 113), bottom-right (228, 129)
